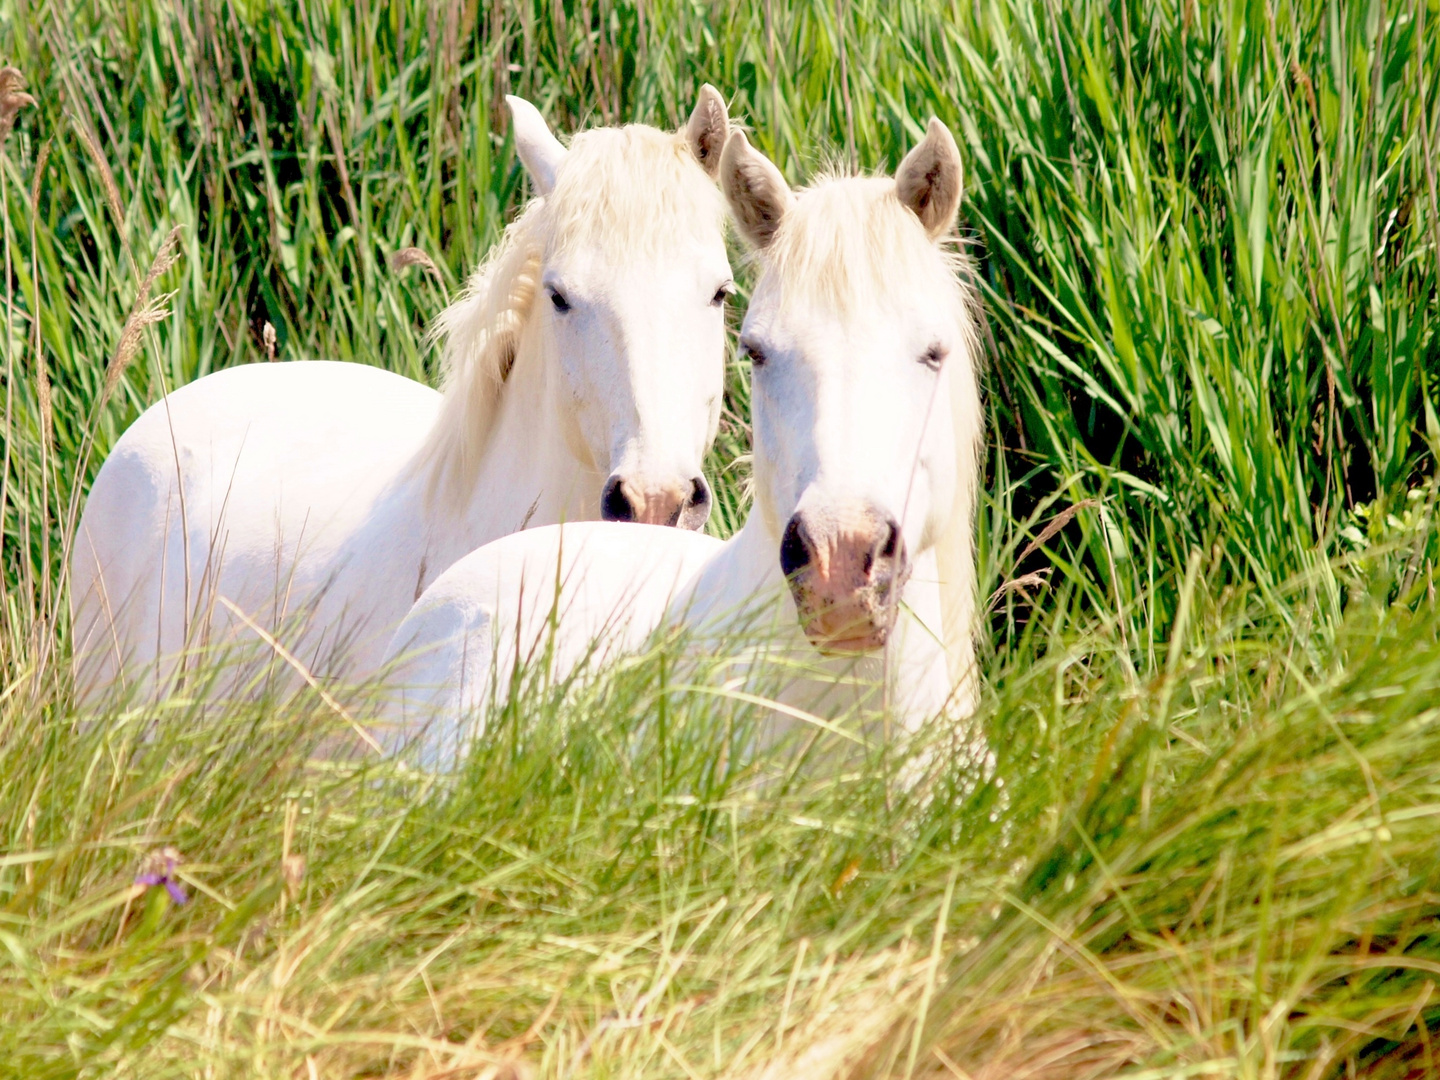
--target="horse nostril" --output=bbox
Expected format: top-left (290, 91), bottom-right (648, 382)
top-left (779, 516), bottom-right (811, 579)
top-left (878, 518), bottom-right (900, 560)
top-left (688, 476), bottom-right (710, 510)
top-left (864, 517), bottom-right (901, 579)
top-left (601, 475), bottom-right (636, 522)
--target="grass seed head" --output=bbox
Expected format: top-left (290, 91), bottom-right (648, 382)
top-left (0, 67), bottom-right (35, 146)
top-left (390, 245), bottom-right (444, 286)
top-left (103, 225), bottom-right (185, 400)
top-left (70, 112), bottom-right (124, 232)
top-left (36, 356), bottom-right (53, 453)
top-left (29, 136), bottom-right (50, 214)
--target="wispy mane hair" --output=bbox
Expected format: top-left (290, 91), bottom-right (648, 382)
top-left (412, 123), bottom-right (726, 511)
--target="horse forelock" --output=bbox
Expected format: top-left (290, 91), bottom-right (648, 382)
top-left (762, 177), bottom-right (969, 317)
top-left (544, 124), bottom-right (726, 258)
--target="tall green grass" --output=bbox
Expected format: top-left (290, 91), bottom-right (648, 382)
top-left (1, 0), bottom-right (1438, 1075)
top-left (4, 0), bottom-right (1436, 646)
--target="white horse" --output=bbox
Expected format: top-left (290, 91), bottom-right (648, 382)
top-left (72, 89), bottom-right (734, 700)
top-left (381, 119), bottom-right (984, 761)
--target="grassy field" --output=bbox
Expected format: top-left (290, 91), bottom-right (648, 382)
top-left (2, 0), bottom-right (1439, 1076)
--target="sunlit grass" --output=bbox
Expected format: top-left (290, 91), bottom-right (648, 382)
top-left (0, 0), bottom-right (1438, 1075)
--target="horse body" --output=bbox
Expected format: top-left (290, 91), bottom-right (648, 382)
top-left (383, 515), bottom-right (952, 759)
top-left (381, 120), bottom-right (983, 760)
top-left (385, 521), bottom-right (724, 762)
top-left (74, 362), bottom-right (443, 691)
top-left (72, 91), bottom-right (733, 700)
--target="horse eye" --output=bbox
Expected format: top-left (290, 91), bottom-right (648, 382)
top-left (920, 343), bottom-right (947, 371)
top-left (741, 339), bottom-right (767, 367)
top-left (549, 288), bottom-right (571, 313)
top-left (711, 282), bottom-right (734, 308)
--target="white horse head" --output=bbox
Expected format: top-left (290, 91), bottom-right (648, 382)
top-left (419, 88), bottom-right (733, 529)
top-left (720, 122), bottom-right (983, 678)
top-left (376, 120), bottom-right (986, 747)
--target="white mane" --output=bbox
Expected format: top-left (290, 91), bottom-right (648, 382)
top-left (765, 177), bottom-right (985, 687)
top-left (415, 123), bottom-right (728, 510)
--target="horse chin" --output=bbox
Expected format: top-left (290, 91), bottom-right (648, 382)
top-left (793, 596), bottom-right (899, 656)
top-left (808, 628), bottom-right (890, 656)
top-left (789, 568), bottom-right (907, 657)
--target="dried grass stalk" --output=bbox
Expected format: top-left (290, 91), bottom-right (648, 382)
top-left (70, 112), bottom-right (124, 233)
top-left (36, 354), bottom-right (53, 453)
top-left (733, 949), bottom-right (926, 1080)
top-left (0, 67), bottom-right (36, 146)
top-left (1014, 498), bottom-right (1100, 569)
top-left (102, 225), bottom-right (185, 402)
top-left (31, 138), bottom-right (53, 451)
top-left (988, 568), bottom-right (1054, 610)
top-left (29, 137), bottom-right (50, 213)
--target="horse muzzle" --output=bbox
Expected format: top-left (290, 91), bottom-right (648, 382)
top-left (601, 472), bottom-right (712, 530)
top-left (779, 504), bottom-right (909, 654)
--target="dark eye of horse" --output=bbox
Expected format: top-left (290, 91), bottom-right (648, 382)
top-left (741, 339), bottom-right (766, 367)
top-left (920, 343), bottom-right (947, 371)
top-left (711, 282), bottom-right (733, 308)
top-left (549, 289), bottom-right (571, 313)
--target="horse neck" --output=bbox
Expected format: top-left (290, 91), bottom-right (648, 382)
top-left (676, 514), bottom-right (788, 634)
top-left (430, 334), bottom-right (600, 560)
top-left (728, 513), bottom-right (785, 589)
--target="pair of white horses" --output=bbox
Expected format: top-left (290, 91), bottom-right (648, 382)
top-left (72, 88), bottom-right (984, 762)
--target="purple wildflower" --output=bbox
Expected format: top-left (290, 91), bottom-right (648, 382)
top-left (135, 846), bottom-right (189, 905)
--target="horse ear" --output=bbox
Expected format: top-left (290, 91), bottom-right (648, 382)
top-left (684, 84), bottom-right (729, 178)
top-left (506, 95), bottom-right (567, 195)
top-left (896, 117), bottom-right (963, 240)
top-left (720, 131), bottom-right (793, 250)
